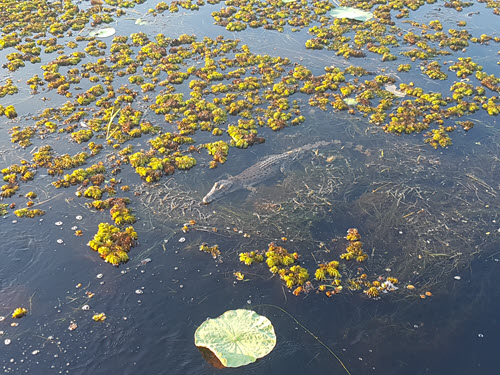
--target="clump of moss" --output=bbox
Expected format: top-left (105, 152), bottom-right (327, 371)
top-left (1, 183), bottom-right (19, 198)
top-left (83, 185), bottom-right (105, 200)
top-left (12, 307), bottom-right (28, 318)
top-left (10, 126), bottom-right (35, 147)
top-left (0, 203), bottom-right (9, 216)
top-left (110, 199), bottom-right (136, 225)
top-left (199, 243), bottom-right (221, 259)
top-left (52, 163), bottom-right (106, 188)
top-left (314, 260), bottom-right (341, 281)
top-left (202, 140), bottom-right (229, 168)
top-left (14, 208), bottom-right (45, 218)
top-left (0, 79), bottom-right (18, 98)
top-left (397, 64), bottom-right (411, 72)
top-left (265, 243), bottom-right (298, 273)
top-left (423, 61), bottom-right (448, 80)
top-left (88, 222), bottom-right (137, 266)
top-left (425, 125), bottom-right (453, 148)
top-left (175, 155), bottom-right (197, 170)
top-left (340, 228), bottom-right (368, 262)
top-left (71, 129), bottom-right (93, 143)
top-left (239, 251), bottom-right (264, 265)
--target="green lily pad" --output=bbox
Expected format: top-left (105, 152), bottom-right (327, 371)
top-left (282, 0), bottom-right (297, 3)
top-left (343, 98), bottom-right (358, 106)
top-left (135, 18), bottom-right (150, 26)
top-left (194, 309), bottom-right (276, 368)
top-left (89, 27), bottom-right (116, 38)
top-left (329, 7), bottom-right (374, 22)
top-left (385, 84), bottom-right (406, 98)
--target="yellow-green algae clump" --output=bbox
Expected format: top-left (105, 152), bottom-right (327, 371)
top-left (237, 229), bottom-right (401, 299)
top-left (88, 223), bottom-right (137, 266)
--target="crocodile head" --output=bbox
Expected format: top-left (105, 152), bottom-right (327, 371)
top-left (202, 179), bottom-right (237, 204)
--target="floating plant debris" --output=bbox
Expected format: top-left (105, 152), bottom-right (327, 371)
top-left (11, 307), bottom-right (28, 319)
top-left (234, 272), bottom-right (245, 280)
top-left (341, 228), bottom-right (368, 262)
top-left (236, 229), bottom-right (403, 299)
top-left (92, 313), bottom-right (107, 322)
top-left (199, 243), bottom-right (221, 259)
top-left (14, 208), bottom-right (46, 218)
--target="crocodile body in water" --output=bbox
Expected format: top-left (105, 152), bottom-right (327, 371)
top-left (202, 140), bottom-right (334, 204)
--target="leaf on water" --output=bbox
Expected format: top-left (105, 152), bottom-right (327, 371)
top-left (343, 98), bottom-right (358, 106)
top-left (282, 0), bottom-right (297, 3)
top-left (89, 27), bottom-right (116, 38)
top-left (385, 84), bottom-right (406, 98)
top-left (329, 7), bottom-right (374, 22)
top-left (194, 309), bottom-right (276, 368)
top-left (135, 18), bottom-right (150, 25)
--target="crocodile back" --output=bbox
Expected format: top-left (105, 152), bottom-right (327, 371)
top-left (234, 140), bottom-right (334, 186)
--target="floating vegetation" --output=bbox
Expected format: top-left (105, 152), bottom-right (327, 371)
top-left (233, 271), bottom-right (245, 280)
top-left (92, 313), bottom-right (107, 322)
top-left (265, 243), bottom-right (299, 275)
top-left (279, 265), bottom-right (310, 289)
top-left (239, 251), bottom-right (264, 265)
top-left (12, 307), bottom-right (28, 319)
top-left (13, 208), bottom-right (46, 218)
top-left (88, 223), bottom-right (137, 265)
top-left (314, 261), bottom-right (341, 281)
top-left (3, 105), bottom-right (17, 119)
top-left (329, 7), bottom-right (374, 22)
top-left (340, 228), bottom-right (368, 262)
top-left (110, 199), bottom-right (136, 225)
top-left (202, 140), bottom-right (229, 168)
top-left (0, 0), bottom-right (498, 345)
top-left (364, 286), bottom-right (380, 298)
top-left (199, 243), bottom-right (221, 259)
top-left (52, 163), bottom-right (106, 188)
top-left (236, 236), bottom-right (402, 298)
top-left (89, 28), bottom-right (116, 38)
top-left (194, 309), bottom-right (276, 368)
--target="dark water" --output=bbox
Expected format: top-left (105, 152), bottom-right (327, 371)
top-left (1, 1), bottom-right (500, 374)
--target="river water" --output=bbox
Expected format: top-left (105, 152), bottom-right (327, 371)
top-left (1, 0), bottom-right (499, 374)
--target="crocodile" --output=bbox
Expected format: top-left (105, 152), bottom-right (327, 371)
top-left (202, 140), bottom-right (334, 204)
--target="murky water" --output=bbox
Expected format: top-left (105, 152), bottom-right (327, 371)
top-left (1, 0), bottom-right (499, 374)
